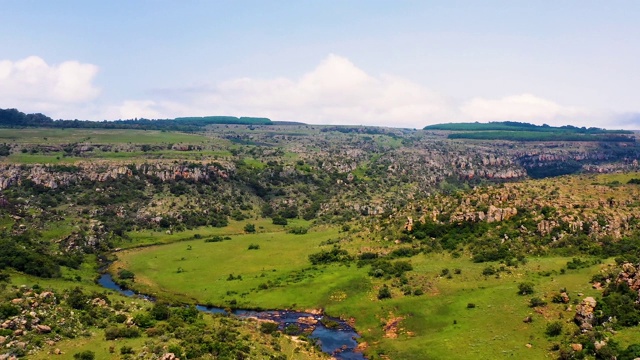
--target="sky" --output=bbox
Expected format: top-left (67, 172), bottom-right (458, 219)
top-left (1, 1), bottom-right (639, 129)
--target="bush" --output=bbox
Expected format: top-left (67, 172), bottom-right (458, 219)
top-left (309, 247), bottom-right (352, 265)
top-left (288, 227), bottom-right (308, 235)
top-left (120, 346), bottom-right (134, 355)
top-left (284, 324), bottom-right (300, 335)
top-left (105, 326), bottom-right (141, 340)
top-left (378, 285), bottom-right (391, 300)
top-left (260, 322), bottom-right (279, 334)
top-left (73, 351), bottom-right (95, 360)
top-left (272, 217), bottom-right (288, 226)
top-left (545, 321), bottom-right (562, 337)
top-left (244, 223), bottom-right (256, 233)
top-left (518, 282), bottom-right (535, 295)
top-left (467, 303), bottom-right (476, 309)
top-left (204, 235), bottom-right (223, 243)
top-left (248, 244), bottom-right (260, 250)
top-left (529, 297), bottom-right (547, 308)
top-left (482, 266), bottom-right (496, 276)
top-left (118, 269), bottom-right (135, 280)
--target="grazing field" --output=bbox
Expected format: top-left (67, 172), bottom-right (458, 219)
top-left (0, 128), bottom-right (212, 144)
top-left (115, 227), bottom-right (638, 359)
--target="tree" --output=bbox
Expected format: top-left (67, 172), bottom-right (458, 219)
top-left (518, 282), bottom-right (535, 295)
top-left (378, 285), bottom-right (391, 300)
top-left (244, 223), bottom-right (256, 233)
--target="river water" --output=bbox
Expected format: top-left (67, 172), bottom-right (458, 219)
top-left (98, 274), bottom-right (366, 360)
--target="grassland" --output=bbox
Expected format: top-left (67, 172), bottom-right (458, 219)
top-left (114, 225), bottom-right (640, 359)
top-left (0, 128), bottom-right (211, 144)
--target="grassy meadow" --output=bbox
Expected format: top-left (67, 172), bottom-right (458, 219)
top-left (0, 128), bottom-right (211, 144)
top-left (113, 224), bottom-right (638, 359)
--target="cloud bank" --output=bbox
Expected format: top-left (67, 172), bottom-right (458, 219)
top-left (0, 56), bottom-right (100, 118)
top-left (1, 54), bottom-right (637, 129)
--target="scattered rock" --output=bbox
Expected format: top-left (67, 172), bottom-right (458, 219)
top-left (575, 297), bottom-right (597, 332)
top-left (571, 343), bottom-right (583, 352)
top-left (35, 324), bottom-right (51, 333)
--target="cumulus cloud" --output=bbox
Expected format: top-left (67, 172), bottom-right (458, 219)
top-left (112, 54), bottom-right (457, 128)
top-left (460, 94), bottom-right (590, 127)
top-left (3, 54), bottom-right (626, 129)
top-left (0, 56), bottom-right (100, 117)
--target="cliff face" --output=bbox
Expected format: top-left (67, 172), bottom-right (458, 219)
top-left (0, 162), bottom-right (231, 191)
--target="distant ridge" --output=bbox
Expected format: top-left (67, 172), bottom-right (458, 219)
top-left (424, 121), bottom-right (634, 142)
top-left (0, 108), bottom-right (275, 131)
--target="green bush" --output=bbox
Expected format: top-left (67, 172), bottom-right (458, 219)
top-left (118, 269), bottom-right (135, 280)
top-left (529, 297), bottom-right (547, 307)
top-left (73, 351), bottom-right (95, 360)
top-left (260, 322), bottom-right (279, 334)
top-left (105, 326), bottom-right (141, 340)
top-left (518, 282), bottom-right (535, 295)
top-left (378, 285), bottom-right (391, 300)
top-left (272, 217), bottom-right (288, 226)
top-left (545, 321), bottom-right (562, 337)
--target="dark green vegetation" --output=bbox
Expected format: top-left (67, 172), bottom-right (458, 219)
top-left (425, 121), bottom-right (634, 142)
top-left (1, 114), bottom-right (640, 359)
top-left (0, 108), bottom-right (273, 131)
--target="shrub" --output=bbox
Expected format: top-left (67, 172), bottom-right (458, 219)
top-left (260, 322), bottom-right (279, 334)
top-left (133, 313), bottom-right (154, 328)
top-left (482, 266), bottom-right (496, 276)
top-left (120, 346), bottom-right (134, 355)
top-left (545, 321), bottom-right (562, 336)
top-left (518, 282), bottom-right (535, 295)
top-left (284, 324), bottom-right (300, 335)
top-left (105, 326), bottom-right (141, 340)
top-left (288, 227), bottom-right (308, 235)
top-left (118, 269), bottom-right (135, 280)
top-left (529, 297), bottom-right (547, 308)
top-left (272, 217), bottom-right (288, 226)
top-left (244, 223), bottom-right (256, 233)
top-left (467, 303), bottom-right (476, 309)
top-left (248, 243), bottom-right (260, 250)
top-left (204, 235), bottom-right (223, 243)
top-left (73, 351), bottom-right (95, 360)
top-left (308, 247), bottom-right (352, 265)
top-left (413, 289), bottom-right (424, 296)
top-left (378, 285), bottom-right (391, 300)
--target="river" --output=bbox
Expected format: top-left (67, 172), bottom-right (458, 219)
top-left (98, 274), bottom-right (366, 360)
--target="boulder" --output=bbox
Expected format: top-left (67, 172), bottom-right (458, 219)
top-left (35, 324), bottom-right (51, 333)
top-left (575, 297), bottom-right (597, 332)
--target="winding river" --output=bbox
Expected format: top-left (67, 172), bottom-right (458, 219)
top-left (98, 274), bottom-right (366, 360)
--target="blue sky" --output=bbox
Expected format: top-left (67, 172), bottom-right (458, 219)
top-left (1, 1), bottom-right (639, 128)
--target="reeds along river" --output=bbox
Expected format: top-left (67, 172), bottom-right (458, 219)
top-left (98, 274), bottom-right (366, 360)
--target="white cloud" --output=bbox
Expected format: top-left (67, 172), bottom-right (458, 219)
top-left (0, 56), bottom-right (100, 117)
top-left (460, 94), bottom-right (589, 126)
top-left (3, 54), bottom-right (629, 129)
top-left (112, 54), bottom-right (457, 128)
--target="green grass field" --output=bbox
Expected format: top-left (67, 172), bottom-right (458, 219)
top-left (0, 128), bottom-right (211, 144)
top-left (114, 226), bottom-right (637, 359)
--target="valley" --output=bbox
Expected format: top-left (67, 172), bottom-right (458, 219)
top-left (1, 114), bottom-right (640, 359)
